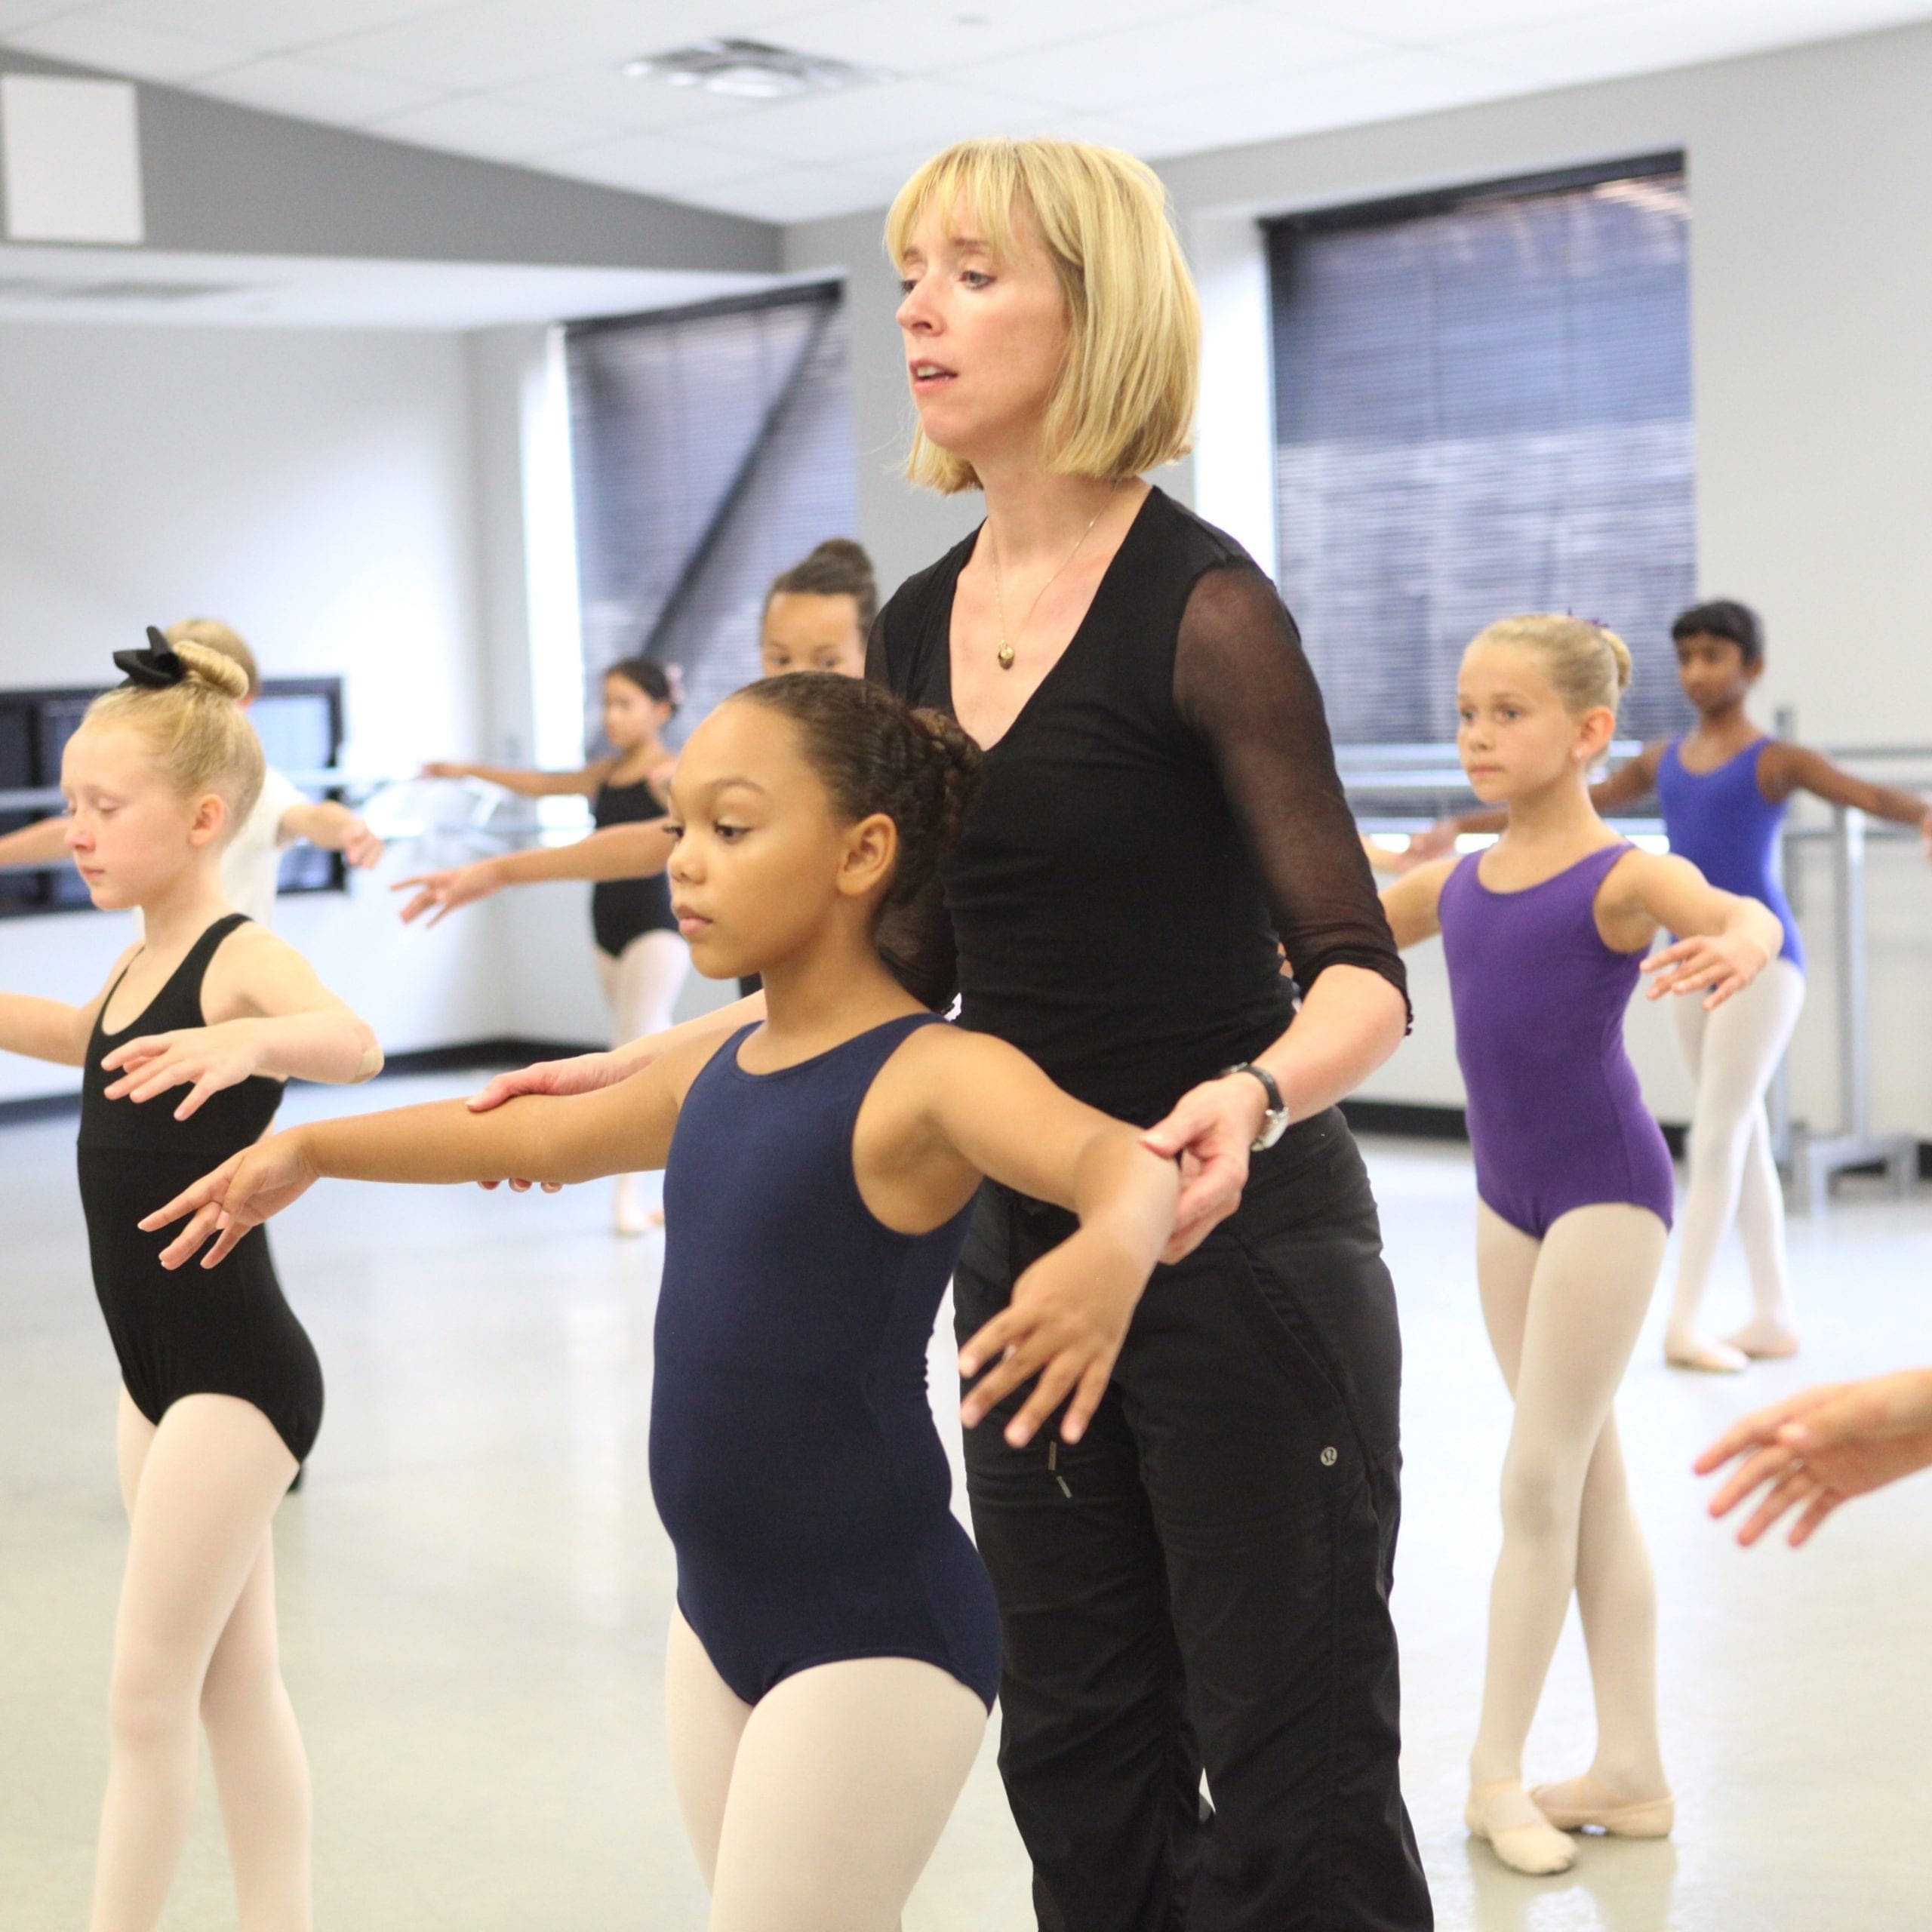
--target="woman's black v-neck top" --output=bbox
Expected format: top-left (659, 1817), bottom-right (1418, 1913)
top-left (868, 487), bottom-right (1406, 1128)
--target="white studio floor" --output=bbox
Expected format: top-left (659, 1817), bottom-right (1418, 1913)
top-left (3, 1071), bottom-right (1928, 1931)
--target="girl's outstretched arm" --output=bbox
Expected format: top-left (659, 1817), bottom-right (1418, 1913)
top-left (1377, 857), bottom-right (1455, 949)
top-left (394, 822), bottom-right (677, 926)
top-left (1604, 851), bottom-right (1782, 1009)
top-left (0, 945), bottom-right (139, 1066)
top-left (142, 1032), bottom-right (717, 1270)
top-left (901, 1029), bottom-right (1180, 1449)
top-left (1766, 743), bottom-right (1932, 858)
top-left (101, 925), bottom-right (382, 1118)
top-left (419, 758), bottom-right (607, 798)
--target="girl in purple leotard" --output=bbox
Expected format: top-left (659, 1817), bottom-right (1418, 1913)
top-left (1381, 615), bottom-right (1783, 1878)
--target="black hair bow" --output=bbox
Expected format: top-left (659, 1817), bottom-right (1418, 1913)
top-left (112, 627), bottom-right (187, 689)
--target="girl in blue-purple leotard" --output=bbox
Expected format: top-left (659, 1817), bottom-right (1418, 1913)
top-left (1381, 614), bottom-right (1783, 1878)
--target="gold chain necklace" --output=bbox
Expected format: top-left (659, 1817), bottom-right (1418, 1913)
top-left (989, 497), bottom-right (1109, 671)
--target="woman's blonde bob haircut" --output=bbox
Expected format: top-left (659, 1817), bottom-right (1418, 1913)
top-left (885, 139), bottom-right (1200, 494)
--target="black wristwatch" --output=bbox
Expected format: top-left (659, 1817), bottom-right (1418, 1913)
top-left (1218, 1063), bottom-right (1291, 1152)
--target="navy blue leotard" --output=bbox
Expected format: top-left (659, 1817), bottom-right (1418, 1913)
top-left (648, 1014), bottom-right (1001, 1709)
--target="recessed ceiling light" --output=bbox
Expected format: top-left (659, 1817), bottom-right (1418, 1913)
top-left (620, 38), bottom-right (891, 100)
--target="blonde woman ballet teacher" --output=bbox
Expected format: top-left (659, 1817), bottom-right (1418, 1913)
top-left (474, 140), bottom-right (1431, 1931)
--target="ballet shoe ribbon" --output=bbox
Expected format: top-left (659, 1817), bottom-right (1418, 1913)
top-left (112, 626), bottom-right (187, 689)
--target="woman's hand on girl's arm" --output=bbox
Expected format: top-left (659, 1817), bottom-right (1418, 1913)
top-left (1143, 964), bottom-right (1407, 1263)
top-left (918, 1032), bottom-right (1179, 1448)
top-left (1694, 1368), bottom-right (1932, 1546)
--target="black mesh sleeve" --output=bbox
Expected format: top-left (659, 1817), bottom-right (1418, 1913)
top-left (1174, 565), bottom-right (1411, 1023)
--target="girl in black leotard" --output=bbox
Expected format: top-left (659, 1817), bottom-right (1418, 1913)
top-left (150, 673), bottom-right (1180, 1932)
top-left (0, 635), bottom-right (379, 1930)
top-left (411, 657), bottom-right (688, 1230)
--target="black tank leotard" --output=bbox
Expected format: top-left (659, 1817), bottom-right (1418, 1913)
top-left (649, 1014), bottom-right (1001, 1709)
top-left (590, 778), bottom-right (675, 958)
top-left (78, 912), bottom-right (323, 1463)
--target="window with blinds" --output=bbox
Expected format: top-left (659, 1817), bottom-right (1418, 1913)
top-left (1267, 158), bottom-right (1695, 749)
top-left (563, 281), bottom-right (859, 747)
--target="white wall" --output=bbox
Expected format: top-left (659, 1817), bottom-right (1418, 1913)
top-left (785, 22), bottom-right (1932, 1139)
top-left (0, 320), bottom-right (508, 1101)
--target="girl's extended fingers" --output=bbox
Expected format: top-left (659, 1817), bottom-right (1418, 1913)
top-left (1708, 1441), bottom-right (1797, 1517)
top-left (958, 1309), bottom-right (1022, 1381)
top-left (1004, 1355), bottom-right (1084, 1448)
top-left (201, 1217), bottom-right (251, 1269)
top-left (1060, 1354), bottom-right (1118, 1446)
top-left (1787, 1490), bottom-right (1840, 1548)
top-left (964, 1332), bottom-right (1059, 1424)
top-left (157, 1200), bottom-right (224, 1269)
top-left (174, 1074), bottom-right (222, 1122)
top-left (1738, 1467), bottom-right (1815, 1546)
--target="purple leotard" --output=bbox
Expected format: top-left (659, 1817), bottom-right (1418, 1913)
top-left (1653, 735), bottom-right (1804, 970)
top-left (1438, 841), bottom-right (1675, 1239)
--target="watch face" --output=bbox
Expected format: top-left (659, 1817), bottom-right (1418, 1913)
top-left (1254, 1110), bottom-right (1290, 1151)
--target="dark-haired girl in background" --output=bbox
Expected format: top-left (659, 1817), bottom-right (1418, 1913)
top-left (758, 537), bottom-right (877, 681)
top-left (405, 657), bottom-right (686, 1232)
top-left (1419, 598), bottom-right (1932, 1372)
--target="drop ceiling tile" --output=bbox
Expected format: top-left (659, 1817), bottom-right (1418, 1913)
top-left (5, 10), bottom-right (251, 80)
top-left (1463, 0), bottom-right (1932, 83)
top-left (690, 75), bottom-right (1051, 166)
top-left (368, 92), bottom-right (610, 162)
top-left (1146, 46), bottom-right (1515, 151)
top-left (189, 56), bottom-right (448, 125)
top-left (492, 60), bottom-right (775, 132)
top-left (543, 127), bottom-right (771, 196)
top-left (83, 0), bottom-right (459, 55)
top-left (777, 0), bottom-right (1196, 72)
top-left (319, 0), bottom-right (682, 92)
top-left (1286, 0), bottom-right (1627, 43)
top-left (0, 2), bottom-right (88, 32)
top-left (953, 6), bottom-right (1387, 113)
top-left (687, 162), bottom-right (890, 221)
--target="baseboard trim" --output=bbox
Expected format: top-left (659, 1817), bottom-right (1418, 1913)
top-left (1341, 1097), bottom-right (1692, 1159)
top-left (0, 1037), bottom-right (605, 1128)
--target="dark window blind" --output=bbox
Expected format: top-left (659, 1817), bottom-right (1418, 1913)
top-left (1267, 159), bottom-right (1695, 747)
top-left (565, 282), bottom-right (859, 746)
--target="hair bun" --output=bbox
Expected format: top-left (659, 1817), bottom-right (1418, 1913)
top-left (171, 638), bottom-right (252, 703)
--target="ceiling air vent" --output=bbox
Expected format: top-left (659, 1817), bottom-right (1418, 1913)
top-left (620, 38), bottom-right (889, 100)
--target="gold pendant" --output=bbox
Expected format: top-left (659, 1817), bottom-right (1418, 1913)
top-left (997, 642), bottom-right (1015, 670)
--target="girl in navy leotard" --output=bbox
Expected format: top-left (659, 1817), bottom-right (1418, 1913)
top-left (405, 656), bottom-right (688, 1231)
top-left (152, 672), bottom-right (1180, 1932)
top-left (1418, 599), bottom-right (1932, 1373)
top-left (0, 637), bottom-right (380, 1928)
top-left (1383, 616), bottom-right (1782, 1878)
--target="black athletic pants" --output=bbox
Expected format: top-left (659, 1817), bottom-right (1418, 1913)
top-left (955, 1109), bottom-right (1433, 1931)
